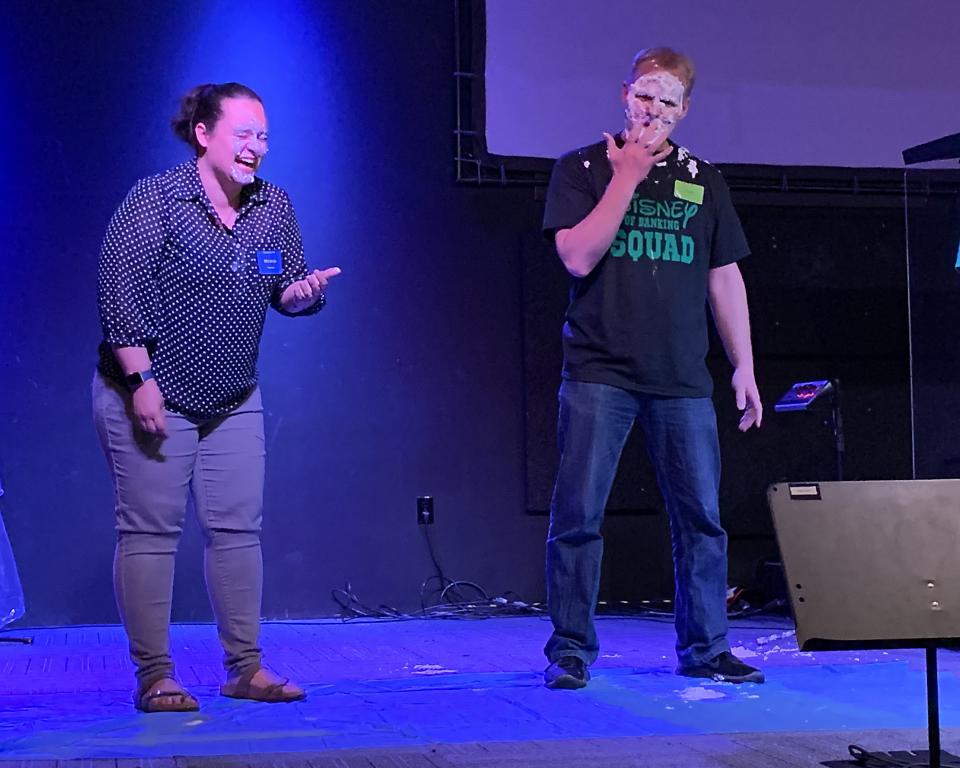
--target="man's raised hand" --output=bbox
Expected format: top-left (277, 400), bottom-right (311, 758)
top-left (603, 123), bottom-right (673, 186)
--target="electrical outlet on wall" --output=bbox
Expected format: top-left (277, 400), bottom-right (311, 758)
top-left (417, 496), bottom-right (435, 525)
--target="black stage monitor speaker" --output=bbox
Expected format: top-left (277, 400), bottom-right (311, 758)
top-left (769, 479), bottom-right (960, 651)
top-left (768, 479), bottom-right (960, 768)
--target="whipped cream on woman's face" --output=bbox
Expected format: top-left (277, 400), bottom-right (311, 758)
top-left (229, 119), bottom-right (269, 184)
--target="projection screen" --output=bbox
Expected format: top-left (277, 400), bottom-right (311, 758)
top-left (483, 0), bottom-right (960, 167)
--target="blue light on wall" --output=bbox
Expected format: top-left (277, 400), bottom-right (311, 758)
top-left (163, 0), bottom-right (336, 191)
top-left (155, 0), bottom-right (348, 389)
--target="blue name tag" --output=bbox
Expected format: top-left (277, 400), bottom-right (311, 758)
top-left (256, 250), bottom-right (283, 275)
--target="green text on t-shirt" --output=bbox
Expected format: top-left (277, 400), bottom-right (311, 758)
top-left (609, 195), bottom-right (701, 264)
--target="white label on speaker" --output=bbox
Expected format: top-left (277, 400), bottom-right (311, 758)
top-left (788, 483), bottom-right (822, 500)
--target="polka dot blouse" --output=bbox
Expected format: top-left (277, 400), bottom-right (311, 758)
top-left (96, 158), bottom-right (322, 421)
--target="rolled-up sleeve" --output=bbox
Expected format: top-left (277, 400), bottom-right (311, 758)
top-left (270, 190), bottom-right (324, 316)
top-left (97, 179), bottom-right (165, 347)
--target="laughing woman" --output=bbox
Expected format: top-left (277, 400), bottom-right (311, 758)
top-left (93, 82), bottom-right (340, 712)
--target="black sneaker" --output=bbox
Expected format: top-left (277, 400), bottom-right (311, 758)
top-left (544, 656), bottom-right (590, 689)
top-left (677, 651), bottom-right (765, 684)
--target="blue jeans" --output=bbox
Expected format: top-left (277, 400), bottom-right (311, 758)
top-left (545, 380), bottom-right (730, 668)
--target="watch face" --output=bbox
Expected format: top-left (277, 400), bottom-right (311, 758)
top-left (125, 370), bottom-right (153, 388)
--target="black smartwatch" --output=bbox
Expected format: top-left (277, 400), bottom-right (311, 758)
top-left (124, 369), bottom-right (155, 390)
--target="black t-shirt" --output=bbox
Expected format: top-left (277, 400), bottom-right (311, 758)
top-left (542, 138), bottom-right (750, 397)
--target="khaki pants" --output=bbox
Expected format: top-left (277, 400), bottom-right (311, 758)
top-left (92, 372), bottom-right (265, 686)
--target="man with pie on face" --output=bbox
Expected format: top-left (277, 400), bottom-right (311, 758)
top-left (541, 48), bottom-right (763, 689)
top-left (93, 82), bottom-right (341, 711)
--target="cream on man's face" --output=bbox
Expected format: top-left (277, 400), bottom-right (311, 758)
top-left (623, 69), bottom-right (686, 136)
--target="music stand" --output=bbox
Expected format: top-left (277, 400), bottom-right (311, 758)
top-left (769, 479), bottom-right (960, 768)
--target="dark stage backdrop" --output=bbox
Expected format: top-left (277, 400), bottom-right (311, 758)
top-left (0, 0), bottom-right (547, 626)
top-left (0, 1), bottom-right (948, 626)
top-left (525, 195), bottom-right (914, 516)
top-left (523, 187), bottom-right (916, 598)
top-left (908, 183), bottom-right (960, 480)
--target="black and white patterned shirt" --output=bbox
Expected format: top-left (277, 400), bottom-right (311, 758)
top-left (97, 158), bottom-right (322, 420)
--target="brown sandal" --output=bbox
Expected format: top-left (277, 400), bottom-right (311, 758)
top-left (220, 666), bottom-right (306, 703)
top-left (135, 677), bottom-right (200, 713)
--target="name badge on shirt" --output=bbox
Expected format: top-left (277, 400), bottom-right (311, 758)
top-left (256, 250), bottom-right (283, 275)
top-left (674, 180), bottom-right (704, 205)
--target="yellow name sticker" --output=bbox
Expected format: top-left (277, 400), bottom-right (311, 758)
top-left (674, 180), bottom-right (704, 205)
